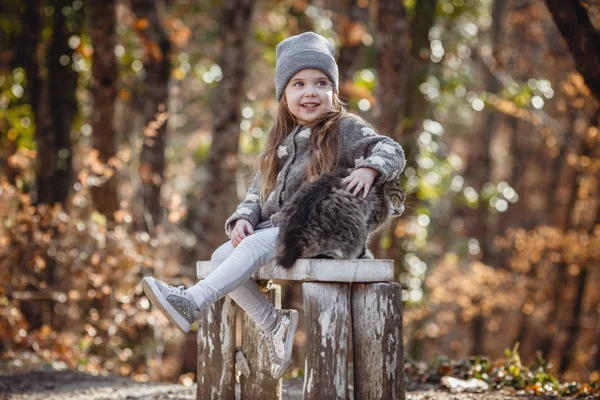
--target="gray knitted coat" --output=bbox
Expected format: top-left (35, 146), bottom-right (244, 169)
top-left (224, 113), bottom-right (406, 237)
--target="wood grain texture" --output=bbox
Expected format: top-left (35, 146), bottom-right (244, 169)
top-left (196, 296), bottom-right (236, 400)
top-left (302, 282), bottom-right (350, 400)
top-left (197, 259), bottom-right (394, 282)
top-left (352, 282), bottom-right (405, 400)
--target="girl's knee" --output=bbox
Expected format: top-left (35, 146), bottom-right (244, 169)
top-left (237, 228), bottom-right (278, 250)
top-left (211, 241), bottom-right (235, 266)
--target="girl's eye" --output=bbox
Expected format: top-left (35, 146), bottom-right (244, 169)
top-left (293, 81), bottom-right (328, 87)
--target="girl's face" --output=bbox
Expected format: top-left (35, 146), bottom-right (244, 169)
top-left (284, 69), bottom-right (334, 126)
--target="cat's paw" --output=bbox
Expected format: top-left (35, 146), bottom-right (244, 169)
top-left (361, 249), bottom-right (374, 259)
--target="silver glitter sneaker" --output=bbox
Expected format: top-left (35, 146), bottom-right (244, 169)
top-left (141, 277), bottom-right (200, 333)
top-left (259, 309), bottom-right (299, 379)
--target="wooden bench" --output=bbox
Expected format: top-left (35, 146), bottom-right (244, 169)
top-left (195, 259), bottom-right (405, 400)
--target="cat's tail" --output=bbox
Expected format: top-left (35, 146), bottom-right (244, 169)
top-left (276, 239), bottom-right (304, 269)
top-left (275, 206), bottom-right (310, 268)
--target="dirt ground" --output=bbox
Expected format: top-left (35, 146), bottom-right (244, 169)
top-left (0, 369), bottom-right (567, 400)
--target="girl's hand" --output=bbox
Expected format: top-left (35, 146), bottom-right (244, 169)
top-left (231, 219), bottom-right (254, 247)
top-left (341, 167), bottom-right (380, 198)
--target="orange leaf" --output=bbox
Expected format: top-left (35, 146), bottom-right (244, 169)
top-left (135, 18), bottom-right (149, 30)
top-left (119, 89), bottom-right (132, 101)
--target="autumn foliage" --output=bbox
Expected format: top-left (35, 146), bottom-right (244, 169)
top-left (0, 149), bottom-right (191, 381)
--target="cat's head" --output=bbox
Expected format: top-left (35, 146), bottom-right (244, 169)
top-left (383, 178), bottom-right (405, 217)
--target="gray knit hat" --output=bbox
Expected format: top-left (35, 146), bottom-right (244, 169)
top-left (275, 32), bottom-right (339, 102)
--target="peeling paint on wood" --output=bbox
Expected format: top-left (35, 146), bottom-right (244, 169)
top-left (302, 282), bottom-right (350, 400)
top-left (197, 259), bottom-right (394, 282)
top-left (352, 282), bottom-right (405, 400)
top-left (196, 296), bottom-right (236, 400)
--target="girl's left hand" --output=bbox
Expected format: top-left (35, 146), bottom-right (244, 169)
top-left (341, 167), bottom-right (380, 198)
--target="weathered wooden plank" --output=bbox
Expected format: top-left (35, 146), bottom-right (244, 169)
top-left (302, 282), bottom-right (350, 400)
top-left (241, 284), bottom-right (282, 399)
top-left (351, 282), bottom-right (405, 400)
top-left (197, 259), bottom-right (394, 282)
top-left (196, 296), bottom-right (236, 400)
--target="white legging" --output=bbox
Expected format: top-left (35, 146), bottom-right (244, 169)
top-left (187, 227), bottom-right (279, 332)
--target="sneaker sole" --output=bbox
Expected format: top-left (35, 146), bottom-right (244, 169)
top-left (273, 310), bottom-right (299, 380)
top-left (142, 277), bottom-right (192, 333)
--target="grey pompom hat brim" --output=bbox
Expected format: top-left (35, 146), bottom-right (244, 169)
top-left (275, 32), bottom-right (339, 102)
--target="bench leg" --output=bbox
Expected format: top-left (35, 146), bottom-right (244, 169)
top-left (196, 296), bottom-right (236, 400)
top-left (302, 282), bottom-right (350, 400)
top-left (351, 282), bottom-right (405, 400)
top-left (241, 284), bottom-right (283, 399)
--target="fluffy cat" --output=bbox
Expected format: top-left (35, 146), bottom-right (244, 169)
top-left (274, 168), bottom-right (405, 268)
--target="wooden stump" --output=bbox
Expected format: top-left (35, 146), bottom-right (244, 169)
top-left (302, 282), bottom-right (350, 400)
top-left (196, 296), bottom-right (236, 400)
top-left (241, 284), bottom-right (283, 399)
top-left (351, 282), bottom-right (405, 400)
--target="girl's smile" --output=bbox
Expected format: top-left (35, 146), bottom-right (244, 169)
top-left (284, 69), bottom-right (333, 125)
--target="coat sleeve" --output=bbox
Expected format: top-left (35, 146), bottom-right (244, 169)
top-left (340, 114), bottom-right (406, 185)
top-left (224, 172), bottom-right (263, 237)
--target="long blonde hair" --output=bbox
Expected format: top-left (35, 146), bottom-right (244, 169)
top-left (258, 91), bottom-right (346, 202)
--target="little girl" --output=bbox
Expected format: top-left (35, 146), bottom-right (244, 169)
top-left (141, 31), bottom-right (405, 380)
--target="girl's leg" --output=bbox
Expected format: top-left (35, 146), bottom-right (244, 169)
top-left (142, 226), bottom-right (297, 379)
top-left (143, 228), bottom-right (280, 333)
top-left (201, 231), bottom-right (298, 379)
top-left (187, 227), bottom-right (279, 308)
top-left (208, 238), bottom-right (278, 332)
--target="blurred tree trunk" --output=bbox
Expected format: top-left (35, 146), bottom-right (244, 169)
top-left (11, 0), bottom-right (42, 125)
top-left (402, 0), bottom-right (437, 139)
top-left (462, 0), bottom-right (506, 269)
top-left (192, 0), bottom-right (255, 260)
top-left (35, 0), bottom-right (82, 205)
top-left (89, 0), bottom-right (119, 221)
top-left (373, 0), bottom-right (409, 141)
top-left (371, 0), bottom-right (409, 261)
top-left (131, 0), bottom-right (171, 233)
top-left (592, 266), bottom-right (600, 372)
top-left (25, 0), bottom-right (49, 206)
top-left (0, 0), bottom-right (37, 183)
top-left (544, 0), bottom-right (600, 102)
top-left (556, 110), bottom-right (600, 376)
top-left (9, 0), bottom-right (45, 330)
top-left (44, 0), bottom-right (83, 328)
top-left (535, 107), bottom-right (582, 358)
top-left (336, 0), bottom-right (369, 87)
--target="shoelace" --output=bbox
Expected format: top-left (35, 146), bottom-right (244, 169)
top-left (167, 285), bottom-right (187, 296)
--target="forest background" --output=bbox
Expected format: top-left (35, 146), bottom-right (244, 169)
top-left (1, 0), bottom-right (600, 388)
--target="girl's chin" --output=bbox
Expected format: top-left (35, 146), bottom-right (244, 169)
top-left (298, 110), bottom-right (325, 122)
top-left (297, 116), bottom-right (318, 125)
